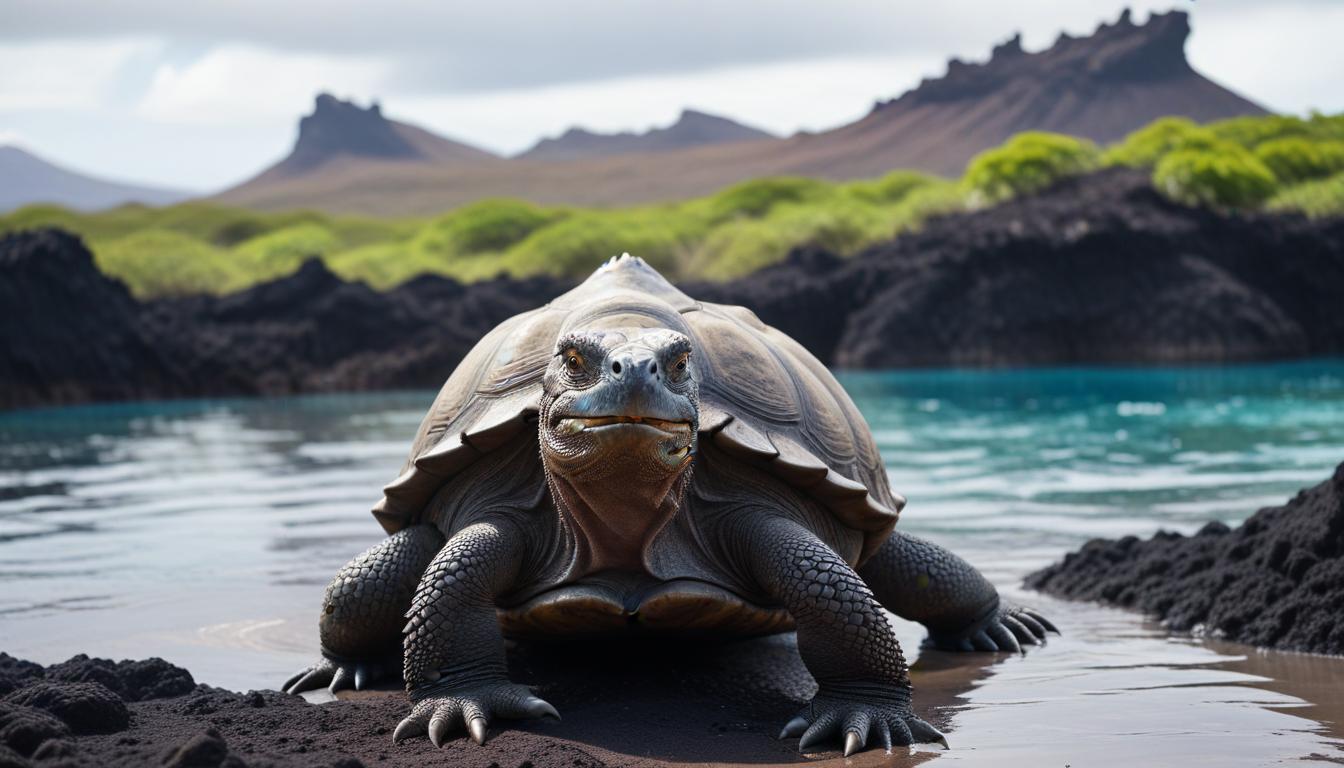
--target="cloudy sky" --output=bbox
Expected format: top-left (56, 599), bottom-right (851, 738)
top-left (2, 0), bottom-right (1341, 192)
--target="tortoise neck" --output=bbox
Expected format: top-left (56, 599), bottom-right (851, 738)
top-left (544, 465), bottom-right (690, 575)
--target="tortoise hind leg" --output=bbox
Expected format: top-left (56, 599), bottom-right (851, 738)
top-left (857, 532), bottom-right (1057, 653)
top-left (284, 523), bottom-right (444, 694)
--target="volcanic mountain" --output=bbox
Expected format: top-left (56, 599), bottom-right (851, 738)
top-left (519, 109), bottom-right (775, 162)
top-left (216, 9), bottom-right (1267, 215)
top-left (238, 93), bottom-right (498, 186)
top-left (1, 145), bottom-right (191, 213)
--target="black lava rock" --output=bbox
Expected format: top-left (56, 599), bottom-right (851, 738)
top-left (45, 655), bottom-right (195, 702)
top-left (161, 727), bottom-right (230, 768)
top-left (4, 682), bottom-right (128, 735)
top-left (0, 702), bottom-right (70, 756)
top-left (1028, 462), bottom-right (1344, 655)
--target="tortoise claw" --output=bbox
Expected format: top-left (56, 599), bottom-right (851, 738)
top-left (843, 730), bottom-right (863, 757)
top-left (779, 715), bottom-right (809, 740)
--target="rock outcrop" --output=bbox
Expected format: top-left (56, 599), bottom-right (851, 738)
top-left (1028, 463), bottom-right (1344, 656)
top-left (245, 94), bottom-right (498, 185)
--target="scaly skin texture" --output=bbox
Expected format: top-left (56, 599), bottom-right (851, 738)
top-left (737, 516), bottom-right (944, 754)
top-left (283, 525), bottom-right (444, 695)
top-left (394, 518), bottom-right (559, 747)
top-left (860, 532), bottom-right (1056, 653)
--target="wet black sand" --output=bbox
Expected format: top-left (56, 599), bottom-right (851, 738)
top-left (0, 637), bottom-right (969, 768)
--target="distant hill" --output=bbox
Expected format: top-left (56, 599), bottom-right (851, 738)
top-left (519, 109), bottom-right (775, 162)
top-left (215, 9), bottom-right (1268, 216)
top-left (788, 8), bottom-right (1267, 180)
top-left (1, 146), bottom-right (191, 213)
top-left (234, 93), bottom-right (499, 191)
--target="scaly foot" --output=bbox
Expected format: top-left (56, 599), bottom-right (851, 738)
top-left (282, 655), bottom-right (397, 695)
top-left (779, 684), bottom-right (946, 756)
top-left (392, 680), bottom-right (559, 747)
top-left (928, 604), bottom-right (1058, 653)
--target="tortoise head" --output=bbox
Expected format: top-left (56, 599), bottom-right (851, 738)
top-left (539, 327), bottom-right (698, 513)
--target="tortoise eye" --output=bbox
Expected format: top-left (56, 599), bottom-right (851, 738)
top-left (674, 353), bottom-right (689, 374)
top-left (564, 351), bottom-right (585, 373)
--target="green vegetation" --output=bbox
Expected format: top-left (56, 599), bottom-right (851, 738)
top-left (1267, 172), bottom-right (1344, 218)
top-left (964, 132), bottom-right (1100, 204)
top-left (1101, 117), bottom-right (1219, 168)
top-left (1253, 138), bottom-right (1344, 185)
top-left (3, 112), bottom-right (1342, 297)
top-left (1153, 146), bottom-right (1278, 209)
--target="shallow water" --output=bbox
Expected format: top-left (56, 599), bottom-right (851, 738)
top-left (3, 361), bottom-right (1344, 765)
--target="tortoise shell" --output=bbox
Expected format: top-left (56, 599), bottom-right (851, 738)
top-left (372, 254), bottom-right (903, 565)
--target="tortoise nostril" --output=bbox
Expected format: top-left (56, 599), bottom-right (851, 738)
top-left (611, 360), bottom-right (622, 375)
top-left (650, 362), bottom-right (658, 375)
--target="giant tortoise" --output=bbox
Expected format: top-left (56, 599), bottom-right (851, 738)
top-left (284, 254), bottom-right (1056, 756)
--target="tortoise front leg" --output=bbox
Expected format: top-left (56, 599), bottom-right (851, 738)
top-left (859, 532), bottom-right (1058, 653)
top-left (284, 524), bottom-right (444, 694)
top-left (738, 516), bottom-right (946, 756)
top-left (393, 518), bottom-right (559, 748)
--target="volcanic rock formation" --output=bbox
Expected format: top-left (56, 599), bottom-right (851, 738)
top-left (1028, 462), bottom-right (1344, 656)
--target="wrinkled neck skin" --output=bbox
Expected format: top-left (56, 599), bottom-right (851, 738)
top-left (543, 452), bottom-right (692, 575)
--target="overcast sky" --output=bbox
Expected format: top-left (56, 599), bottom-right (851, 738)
top-left (2, 0), bottom-right (1341, 192)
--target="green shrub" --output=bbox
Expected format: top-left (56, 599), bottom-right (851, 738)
top-left (1267, 171), bottom-right (1344, 218)
top-left (1253, 138), bottom-right (1344, 185)
top-left (699, 177), bottom-right (834, 223)
top-left (232, 223), bottom-right (341, 282)
top-left (94, 229), bottom-right (238, 297)
top-left (412, 199), bottom-right (562, 260)
top-left (688, 199), bottom-right (893, 281)
top-left (326, 242), bottom-right (421, 289)
top-left (842, 170), bottom-right (938, 204)
top-left (1209, 115), bottom-right (1315, 149)
top-left (503, 209), bottom-right (703, 278)
top-left (1102, 117), bottom-right (1220, 168)
top-left (0, 205), bottom-right (89, 237)
top-left (885, 180), bottom-right (969, 231)
top-left (1152, 146), bottom-right (1278, 209)
top-left (965, 132), bottom-right (1100, 204)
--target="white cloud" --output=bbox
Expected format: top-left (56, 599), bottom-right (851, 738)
top-left (0, 130), bottom-right (25, 146)
top-left (0, 38), bottom-right (153, 110)
top-left (1187, 3), bottom-right (1344, 114)
top-left (396, 53), bottom-right (939, 157)
top-left (136, 45), bottom-right (395, 124)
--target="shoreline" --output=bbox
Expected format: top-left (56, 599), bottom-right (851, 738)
top-left (6, 168), bottom-right (1344, 411)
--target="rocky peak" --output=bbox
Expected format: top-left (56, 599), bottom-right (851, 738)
top-left (285, 94), bottom-right (421, 172)
top-left (883, 9), bottom-right (1197, 108)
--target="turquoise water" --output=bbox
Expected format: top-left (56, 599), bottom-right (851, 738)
top-left (1, 362), bottom-right (1343, 765)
